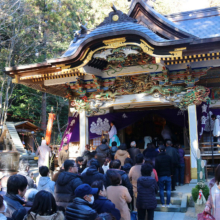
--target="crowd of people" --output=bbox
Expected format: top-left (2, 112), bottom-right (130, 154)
top-left (0, 138), bottom-right (187, 220)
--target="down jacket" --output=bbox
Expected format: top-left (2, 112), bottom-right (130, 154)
top-left (65, 197), bottom-right (97, 220)
top-left (127, 147), bottom-right (141, 164)
top-left (136, 176), bottom-right (158, 210)
top-left (92, 196), bottom-right (121, 220)
top-left (95, 144), bottom-right (110, 166)
top-left (106, 169), bottom-right (133, 197)
top-left (54, 171), bottom-right (83, 208)
top-left (81, 165), bottom-right (106, 186)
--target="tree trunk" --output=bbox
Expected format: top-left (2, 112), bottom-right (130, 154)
top-left (41, 92), bottom-right (47, 133)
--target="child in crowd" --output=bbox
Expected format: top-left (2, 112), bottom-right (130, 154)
top-left (102, 157), bottom-right (111, 174)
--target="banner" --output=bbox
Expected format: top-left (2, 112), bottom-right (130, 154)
top-left (45, 113), bottom-right (56, 145)
top-left (59, 112), bottom-right (79, 151)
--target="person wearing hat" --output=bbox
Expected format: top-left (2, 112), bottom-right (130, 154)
top-left (128, 141), bottom-right (141, 164)
top-left (65, 184), bottom-right (98, 220)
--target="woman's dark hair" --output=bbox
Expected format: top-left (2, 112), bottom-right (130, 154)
top-left (141, 163), bottom-right (153, 176)
top-left (76, 157), bottom-right (84, 163)
top-left (109, 161), bottom-right (114, 169)
top-left (39, 166), bottom-right (49, 177)
top-left (119, 143), bottom-right (127, 151)
top-left (135, 154), bottom-right (144, 164)
top-left (28, 190), bottom-right (57, 216)
top-left (85, 144), bottom-right (90, 150)
top-left (95, 213), bottom-right (116, 220)
top-left (7, 174), bottom-right (28, 194)
top-left (110, 121), bottom-right (115, 125)
top-left (124, 158), bottom-right (134, 166)
top-left (112, 141), bottom-right (117, 147)
top-left (112, 160), bottom-right (121, 169)
top-left (215, 164), bottom-right (220, 184)
top-left (109, 170), bottom-right (121, 185)
top-left (91, 180), bottom-right (104, 199)
top-left (0, 195), bottom-right (3, 208)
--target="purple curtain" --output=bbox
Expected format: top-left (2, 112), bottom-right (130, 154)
top-left (69, 108), bottom-right (187, 142)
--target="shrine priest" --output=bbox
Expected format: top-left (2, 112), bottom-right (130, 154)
top-left (108, 121), bottom-right (120, 147)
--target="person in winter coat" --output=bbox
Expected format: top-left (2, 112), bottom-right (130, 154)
top-left (128, 141), bottom-right (141, 164)
top-left (52, 165), bottom-right (65, 183)
top-left (96, 139), bottom-right (111, 166)
top-left (110, 141), bottom-right (118, 161)
top-left (91, 180), bottom-right (121, 220)
top-left (4, 175), bottom-right (28, 219)
top-left (143, 143), bottom-right (159, 166)
top-left (165, 140), bottom-right (179, 190)
top-left (76, 157), bottom-right (85, 174)
top-left (114, 144), bottom-right (130, 166)
top-left (17, 159), bottom-right (35, 189)
top-left (65, 184), bottom-right (98, 220)
top-left (174, 144), bottom-right (185, 186)
top-left (121, 158), bottom-right (134, 174)
top-left (102, 157), bottom-right (111, 174)
top-left (137, 163), bottom-right (158, 220)
top-left (205, 164), bottom-right (220, 219)
top-left (58, 144), bottom-right (69, 167)
top-left (54, 160), bottom-right (83, 208)
top-left (106, 160), bottom-right (133, 198)
top-left (82, 159), bottom-right (106, 186)
top-left (37, 166), bottom-right (55, 195)
top-left (23, 190), bottom-right (64, 220)
top-left (106, 171), bottom-right (132, 220)
top-left (0, 195), bottom-right (12, 220)
top-left (82, 145), bottom-right (92, 168)
top-left (155, 145), bottom-right (173, 207)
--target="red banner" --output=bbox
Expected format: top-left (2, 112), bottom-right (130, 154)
top-left (45, 113), bottom-right (56, 145)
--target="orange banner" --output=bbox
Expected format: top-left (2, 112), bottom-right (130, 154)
top-left (45, 113), bottom-right (56, 145)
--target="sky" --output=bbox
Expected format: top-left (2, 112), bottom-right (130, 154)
top-left (182, 0), bottom-right (210, 11)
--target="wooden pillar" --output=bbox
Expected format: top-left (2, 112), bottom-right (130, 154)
top-left (188, 104), bottom-right (198, 182)
top-left (80, 110), bottom-right (89, 155)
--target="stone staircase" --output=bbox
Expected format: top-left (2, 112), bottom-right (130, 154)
top-left (156, 191), bottom-right (188, 212)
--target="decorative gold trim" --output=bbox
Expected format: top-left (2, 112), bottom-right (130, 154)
top-left (174, 47), bottom-right (187, 51)
top-left (103, 37), bottom-right (126, 47)
top-left (169, 50), bottom-right (183, 57)
top-left (80, 48), bottom-right (90, 61)
top-left (139, 39), bottom-right (154, 55)
top-left (112, 15), bottom-right (119, 21)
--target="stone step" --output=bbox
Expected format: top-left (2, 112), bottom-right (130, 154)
top-left (155, 194), bottom-right (187, 213)
top-left (156, 197), bottom-right (182, 205)
top-left (155, 204), bottom-right (181, 212)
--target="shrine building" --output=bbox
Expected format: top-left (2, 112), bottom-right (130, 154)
top-left (5, 0), bottom-right (220, 183)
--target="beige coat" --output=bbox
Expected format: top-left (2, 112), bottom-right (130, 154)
top-left (58, 148), bottom-right (69, 167)
top-left (107, 185), bottom-right (132, 220)
top-left (114, 150), bottom-right (129, 166)
top-left (129, 164), bottom-right (155, 197)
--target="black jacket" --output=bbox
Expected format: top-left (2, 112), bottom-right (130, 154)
top-left (166, 146), bottom-right (179, 166)
top-left (82, 165), bottom-right (106, 186)
top-left (96, 144), bottom-right (110, 166)
top-left (54, 171), bottom-right (83, 208)
top-left (155, 152), bottom-right (173, 177)
top-left (106, 169), bottom-right (133, 197)
top-left (66, 197), bottom-right (97, 220)
top-left (136, 176), bottom-right (158, 209)
top-left (92, 196), bottom-right (121, 220)
top-left (4, 194), bottom-right (27, 219)
top-left (128, 147), bottom-right (141, 164)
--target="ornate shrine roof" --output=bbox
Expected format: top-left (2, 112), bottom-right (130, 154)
top-left (5, 0), bottom-right (220, 114)
top-left (165, 7), bottom-right (220, 39)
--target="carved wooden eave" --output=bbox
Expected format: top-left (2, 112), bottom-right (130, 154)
top-left (5, 2), bottom-right (220, 105)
